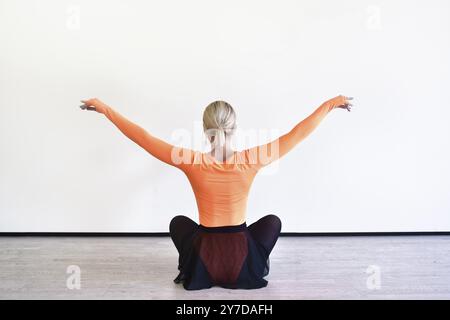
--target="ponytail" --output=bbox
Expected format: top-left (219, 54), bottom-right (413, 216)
top-left (203, 101), bottom-right (237, 149)
top-left (205, 127), bottom-right (227, 148)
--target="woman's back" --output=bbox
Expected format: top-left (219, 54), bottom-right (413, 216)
top-left (184, 150), bottom-right (261, 227)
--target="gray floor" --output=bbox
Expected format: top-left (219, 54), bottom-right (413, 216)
top-left (0, 236), bottom-right (449, 300)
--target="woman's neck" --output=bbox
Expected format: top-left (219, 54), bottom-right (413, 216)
top-left (210, 145), bottom-right (235, 163)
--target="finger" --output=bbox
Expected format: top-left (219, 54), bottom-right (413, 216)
top-left (81, 99), bottom-right (92, 106)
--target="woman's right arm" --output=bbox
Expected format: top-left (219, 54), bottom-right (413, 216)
top-left (246, 95), bottom-right (353, 168)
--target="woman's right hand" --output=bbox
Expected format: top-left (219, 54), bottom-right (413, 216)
top-left (325, 95), bottom-right (354, 112)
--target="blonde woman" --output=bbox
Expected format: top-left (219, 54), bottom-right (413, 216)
top-left (80, 95), bottom-right (353, 290)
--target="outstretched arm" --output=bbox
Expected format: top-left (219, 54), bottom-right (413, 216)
top-left (80, 98), bottom-right (192, 169)
top-left (247, 95), bottom-right (353, 168)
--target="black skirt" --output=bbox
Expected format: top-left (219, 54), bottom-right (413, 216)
top-left (170, 215), bottom-right (281, 290)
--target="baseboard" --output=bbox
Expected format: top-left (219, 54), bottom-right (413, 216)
top-left (0, 231), bottom-right (449, 237)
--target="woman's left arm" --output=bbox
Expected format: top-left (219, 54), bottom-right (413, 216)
top-left (81, 98), bottom-right (192, 169)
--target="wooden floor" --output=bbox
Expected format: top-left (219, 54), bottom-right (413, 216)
top-left (0, 236), bottom-right (449, 300)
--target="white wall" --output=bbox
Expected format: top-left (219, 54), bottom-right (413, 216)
top-left (1, 0), bottom-right (450, 232)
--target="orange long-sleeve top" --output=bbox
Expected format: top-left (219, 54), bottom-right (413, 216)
top-left (102, 100), bottom-right (337, 227)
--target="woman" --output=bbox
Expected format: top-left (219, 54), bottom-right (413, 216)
top-left (80, 95), bottom-right (354, 290)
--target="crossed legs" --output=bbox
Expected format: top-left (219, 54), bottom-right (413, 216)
top-left (169, 214), bottom-right (282, 255)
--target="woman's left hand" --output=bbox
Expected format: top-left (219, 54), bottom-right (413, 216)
top-left (80, 98), bottom-right (108, 114)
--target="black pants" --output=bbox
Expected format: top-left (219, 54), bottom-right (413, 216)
top-left (169, 214), bottom-right (282, 257)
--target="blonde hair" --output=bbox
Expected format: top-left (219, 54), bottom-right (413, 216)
top-left (203, 100), bottom-right (237, 148)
